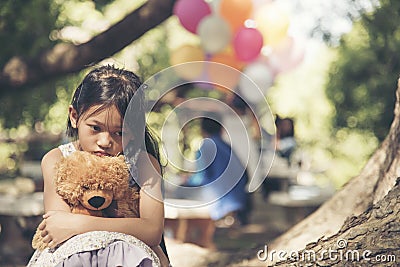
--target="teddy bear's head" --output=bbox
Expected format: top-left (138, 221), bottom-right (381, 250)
top-left (55, 151), bottom-right (130, 211)
top-left (31, 150), bottom-right (140, 251)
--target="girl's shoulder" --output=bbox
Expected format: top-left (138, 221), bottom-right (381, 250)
top-left (41, 147), bottom-right (63, 171)
top-left (137, 150), bottom-right (161, 173)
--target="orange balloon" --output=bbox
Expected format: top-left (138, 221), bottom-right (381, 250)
top-left (170, 44), bottom-right (205, 80)
top-left (206, 61), bottom-right (241, 91)
top-left (220, 0), bottom-right (253, 32)
top-left (209, 49), bottom-right (245, 71)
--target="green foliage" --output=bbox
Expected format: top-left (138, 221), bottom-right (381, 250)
top-left (0, 75), bottom-right (79, 129)
top-left (0, 0), bottom-right (171, 176)
top-left (0, 75), bottom-right (78, 176)
top-left (135, 26), bottom-right (171, 80)
top-left (0, 0), bottom-right (73, 132)
top-left (0, 0), bottom-right (62, 65)
top-left (0, 0), bottom-right (78, 175)
top-left (326, 0), bottom-right (399, 141)
top-left (91, 0), bottom-right (115, 11)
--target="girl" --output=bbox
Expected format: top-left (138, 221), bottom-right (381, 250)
top-left (28, 65), bottom-right (169, 266)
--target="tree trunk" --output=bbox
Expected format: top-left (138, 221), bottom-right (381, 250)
top-left (230, 79), bottom-right (400, 266)
top-left (270, 178), bottom-right (400, 266)
top-left (0, 0), bottom-right (176, 91)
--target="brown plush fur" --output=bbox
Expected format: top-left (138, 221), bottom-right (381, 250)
top-left (32, 151), bottom-right (140, 250)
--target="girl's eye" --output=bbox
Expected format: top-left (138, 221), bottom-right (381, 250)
top-left (115, 131), bottom-right (123, 137)
top-left (91, 125), bottom-right (101, 131)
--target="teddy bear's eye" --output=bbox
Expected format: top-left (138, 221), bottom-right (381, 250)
top-left (82, 185), bottom-right (90, 190)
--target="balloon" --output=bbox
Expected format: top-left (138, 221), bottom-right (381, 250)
top-left (173, 0), bottom-right (212, 34)
top-left (198, 15), bottom-right (232, 54)
top-left (220, 0), bottom-right (253, 31)
top-left (207, 47), bottom-right (245, 90)
top-left (254, 3), bottom-right (290, 46)
top-left (209, 0), bottom-right (221, 13)
top-left (170, 45), bottom-right (205, 80)
top-left (239, 62), bottom-right (274, 104)
top-left (210, 48), bottom-right (245, 70)
top-left (252, 0), bottom-right (272, 9)
top-left (267, 36), bottom-right (305, 74)
top-left (233, 27), bottom-right (263, 62)
top-left (206, 61), bottom-right (241, 90)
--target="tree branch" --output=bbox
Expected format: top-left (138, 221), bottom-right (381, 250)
top-left (0, 0), bottom-right (176, 91)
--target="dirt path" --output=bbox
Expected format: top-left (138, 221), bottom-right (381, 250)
top-left (165, 190), bottom-right (313, 267)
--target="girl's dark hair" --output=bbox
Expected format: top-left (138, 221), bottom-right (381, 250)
top-left (66, 65), bottom-right (161, 169)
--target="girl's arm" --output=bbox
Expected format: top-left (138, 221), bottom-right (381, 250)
top-left (39, 148), bottom-right (75, 247)
top-left (41, 151), bottom-right (164, 248)
top-left (42, 148), bottom-right (70, 212)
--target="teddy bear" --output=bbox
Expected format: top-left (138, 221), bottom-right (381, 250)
top-left (32, 151), bottom-right (140, 250)
top-left (31, 151), bottom-right (170, 266)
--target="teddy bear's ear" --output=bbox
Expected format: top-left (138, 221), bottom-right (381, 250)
top-left (54, 152), bottom-right (86, 206)
top-left (56, 185), bottom-right (81, 205)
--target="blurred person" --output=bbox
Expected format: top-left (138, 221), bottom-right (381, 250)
top-left (222, 95), bottom-right (263, 191)
top-left (186, 113), bottom-right (250, 226)
top-left (275, 115), bottom-right (296, 162)
top-left (261, 115), bottom-right (297, 200)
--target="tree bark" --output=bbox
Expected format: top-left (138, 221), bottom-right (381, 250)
top-left (229, 78), bottom-right (400, 266)
top-left (0, 0), bottom-right (175, 91)
top-left (270, 178), bottom-right (400, 266)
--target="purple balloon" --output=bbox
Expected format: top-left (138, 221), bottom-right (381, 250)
top-left (173, 0), bottom-right (212, 34)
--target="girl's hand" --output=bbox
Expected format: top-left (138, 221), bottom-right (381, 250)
top-left (39, 211), bottom-right (80, 248)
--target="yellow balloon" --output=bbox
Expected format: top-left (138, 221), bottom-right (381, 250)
top-left (170, 44), bottom-right (205, 80)
top-left (254, 3), bottom-right (289, 46)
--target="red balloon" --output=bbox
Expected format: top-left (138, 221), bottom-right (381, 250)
top-left (173, 0), bottom-right (211, 34)
top-left (233, 27), bottom-right (263, 62)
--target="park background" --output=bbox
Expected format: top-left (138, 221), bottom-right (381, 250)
top-left (0, 0), bottom-right (399, 266)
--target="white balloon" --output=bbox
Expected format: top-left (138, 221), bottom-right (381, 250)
top-left (207, 0), bottom-right (221, 13)
top-left (268, 36), bottom-right (306, 74)
top-left (197, 15), bottom-right (231, 54)
top-left (239, 62), bottom-right (273, 104)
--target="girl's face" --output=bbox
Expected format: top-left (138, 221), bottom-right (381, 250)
top-left (69, 104), bottom-right (125, 156)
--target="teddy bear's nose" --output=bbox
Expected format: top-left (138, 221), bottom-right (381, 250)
top-left (88, 196), bottom-right (105, 209)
